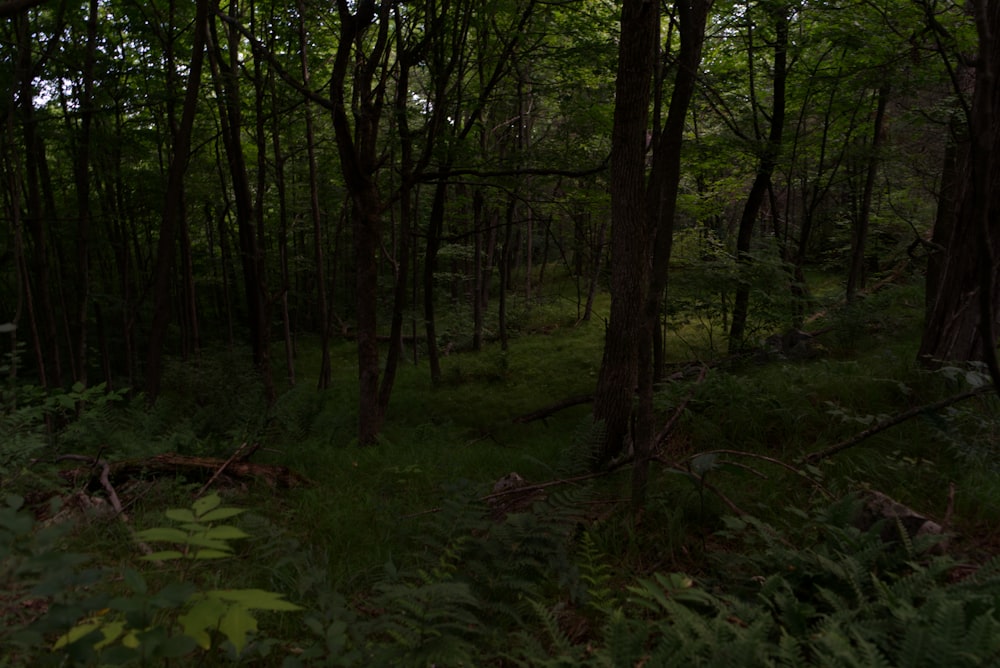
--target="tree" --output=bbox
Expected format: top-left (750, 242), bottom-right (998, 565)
top-left (593, 0), bottom-right (712, 471)
top-left (918, 0), bottom-right (1000, 378)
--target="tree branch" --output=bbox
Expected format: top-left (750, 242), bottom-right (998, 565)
top-left (802, 386), bottom-right (994, 464)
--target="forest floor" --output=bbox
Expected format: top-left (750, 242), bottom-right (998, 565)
top-left (6, 269), bottom-right (1000, 664)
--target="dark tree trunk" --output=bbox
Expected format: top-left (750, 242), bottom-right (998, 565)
top-left (146, 0), bottom-right (208, 402)
top-left (424, 178), bottom-right (448, 382)
top-left (297, 0), bottom-right (330, 389)
top-left (592, 0), bottom-right (658, 466)
top-left (919, 3), bottom-right (1000, 372)
top-left (208, 3), bottom-right (270, 384)
top-left (330, 1), bottom-right (391, 445)
top-left (846, 85), bottom-right (889, 302)
top-left (15, 12), bottom-right (61, 388)
top-left (729, 6), bottom-right (788, 353)
top-left (634, 0), bottom-right (712, 504)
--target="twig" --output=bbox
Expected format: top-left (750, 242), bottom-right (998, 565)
top-left (652, 365), bottom-right (708, 451)
top-left (511, 394), bottom-right (593, 424)
top-left (802, 386), bottom-right (994, 464)
top-left (54, 454), bottom-right (153, 555)
top-left (678, 448), bottom-right (833, 498)
top-left (194, 441), bottom-right (257, 498)
top-left (944, 481), bottom-right (956, 531)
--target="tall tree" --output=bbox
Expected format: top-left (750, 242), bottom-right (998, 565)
top-left (147, 0), bottom-right (209, 401)
top-left (592, 0), bottom-right (659, 465)
top-left (919, 0), bottom-right (1000, 378)
top-left (728, 1), bottom-right (789, 353)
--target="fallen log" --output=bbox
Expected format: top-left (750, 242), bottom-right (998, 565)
top-left (59, 452), bottom-right (312, 490)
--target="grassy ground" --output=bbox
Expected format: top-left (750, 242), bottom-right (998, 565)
top-left (8, 265), bottom-right (1000, 664)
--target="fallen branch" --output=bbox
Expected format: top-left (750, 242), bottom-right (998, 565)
top-left (194, 442), bottom-right (260, 498)
top-left (652, 365), bottom-right (708, 452)
top-left (802, 386), bottom-right (994, 464)
top-left (59, 453), bottom-right (312, 489)
top-left (511, 394), bottom-right (593, 424)
top-left (55, 454), bottom-right (153, 555)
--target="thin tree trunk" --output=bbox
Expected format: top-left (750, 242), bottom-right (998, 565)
top-left (634, 0), bottom-right (712, 506)
top-left (147, 0), bottom-right (208, 401)
top-left (846, 85), bottom-right (889, 302)
top-left (424, 178), bottom-right (448, 382)
top-left (728, 6), bottom-right (788, 353)
top-left (298, 0), bottom-right (330, 389)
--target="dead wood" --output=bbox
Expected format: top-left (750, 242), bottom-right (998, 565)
top-left (802, 386), bottom-right (993, 464)
top-left (59, 452), bottom-right (312, 490)
top-left (511, 394), bottom-right (593, 424)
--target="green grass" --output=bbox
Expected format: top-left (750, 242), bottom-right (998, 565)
top-left (9, 268), bottom-right (1000, 664)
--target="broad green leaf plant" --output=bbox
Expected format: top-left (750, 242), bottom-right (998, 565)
top-left (54, 493), bottom-right (300, 662)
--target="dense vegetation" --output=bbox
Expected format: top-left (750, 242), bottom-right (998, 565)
top-left (4, 272), bottom-right (1000, 665)
top-left (4, 0), bottom-right (1000, 664)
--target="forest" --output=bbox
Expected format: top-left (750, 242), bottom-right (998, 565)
top-left (4, 0), bottom-right (1000, 665)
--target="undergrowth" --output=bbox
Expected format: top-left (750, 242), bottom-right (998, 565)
top-left (3, 278), bottom-right (1000, 665)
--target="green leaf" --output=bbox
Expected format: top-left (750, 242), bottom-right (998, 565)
top-left (192, 494), bottom-right (222, 518)
top-left (134, 527), bottom-right (190, 543)
top-left (192, 549), bottom-right (234, 560)
top-left (93, 620), bottom-right (125, 649)
top-left (122, 568), bottom-right (147, 595)
top-left (183, 536), bottom-right (233, 551)
top-left (53, 620), bottom-right (103, 650)
top-left (165, 509), bottom-right (198, 523)
top-left (201, 525), bottom-right (249, 540)
top-left (218, 603), bottom-right (258, 654)
top-left (178, 597), bottom-right (227, 649)
top-left (205, 588), bottom-right (303, 611)
top-left (197, 507), bottom-right (246, 522)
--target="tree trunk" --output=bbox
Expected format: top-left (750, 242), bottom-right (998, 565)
top-left (634, 0), bottom-right (712, 505)
top-left (592, 0), bottom-right (658, 466)
top-left (919, 3), bottom-right (1000, 370)
top-left (146, 0), bottom-right (208, 402)
top-left (728, 6), bottom-right (788, 353)
top-left (208, 4), bottom-right (270, 380)
top-left (424, 179), bottom-right (448, 382)
top-left (329, 1), bottom-right (391, 445)
top-left (846, 85), bottom-right (889, 302)
top-left (297, 0), bottom-right (330, 389)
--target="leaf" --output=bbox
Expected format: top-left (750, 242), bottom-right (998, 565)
top-left (122, 568), bottom-right (147, 595)
top-left (93, 620), bottom-right (125, 649)
top-left (182, 535), bottom-right (234, 551)
top-left (691, 453), bottom-right (719, 476)
top-left (134, 527), bottom-right (190, 543)
top-left (205, 588), bottom-right (303, 611)
top-left (53, 620), bottom-right (103, 650)
top-left (201, 525), bottom-right (249, 540)
top-left (218, 603), bottom-right (258, 654)
top-left (198, 507), bottom-right (246, 522)
top-left (192, 494), bottom-right (222, 518)
top-left (165, 509), bottom-right (198, 523)
top-left (178, 597), bottom-right (227, 649)
top-left (192, 549), bottom-right (234, 560)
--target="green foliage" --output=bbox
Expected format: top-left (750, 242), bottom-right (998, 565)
top-left (0, 495), bottom-right (104, 667)
top-left (53, 493), bottom-right (300, 664)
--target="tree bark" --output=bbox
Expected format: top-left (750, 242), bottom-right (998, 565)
top-left (728, 6), bottom-right (788, 353)
top-left (846, 85), bottom-right (889, 302)
top-left (592, 0), bottom-right (658, 466)
top-left (146, 0), bottom-right (208, 402)
top-left (919, 2), bottom-right (1000, 369)
top-left (633, 0), bottom-right (712, 505)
